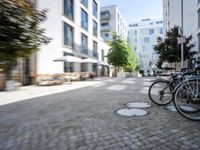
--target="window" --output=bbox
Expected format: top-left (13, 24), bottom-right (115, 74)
top-left (93, 20), bottom-right (98, 37)
top-left (144, 37), bottom-right (150, 44)
top-left (81, 33), bottom-right (88, 54)
top-left (93, 0), bottom-right (98, 18)
top-left (81, 0), bottom-right (88, 7)
top-left (101, 50), bottom-right (104, 61)
top-left (64, 62), bottom-right (73, 72)
top-left (81, 9), bottom-right (88, 30)
top-left (118, 13), bottom-right (120, 22)
top-left (135, 38), bottom-right (137, 43)
top-left (156, 21), bottom-right (163, 24)
top-left (160, 28), bottom-right (163, 34)
top-left (101, 22), bottom-right (109, 26)
top-left (81, 63), bottom-right (88, 72)
top-left (149, 29), bottom-right (154, 35)
top-left (93, 41), bottom-right (98, 57)
top-left (93, 64), bottom-right (97, 72)
top-left (142, 45), bottom-right (145, 52)
top-left (64, 23), bottom-right (73, 48)
top-left (64, 0), bottom-right (73, 20)
top-left (64, 52), bottom-right (73, 72)
top-left (134, 30), bottom-right (137, 36)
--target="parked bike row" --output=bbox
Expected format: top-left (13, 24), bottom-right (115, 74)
top-left (148, 65), bottom-right (200, 121)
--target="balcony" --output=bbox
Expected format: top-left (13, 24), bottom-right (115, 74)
top-left (81, 47), bottom-right (88, 55)
top-left (100, 26), bottom-right (110, 32)
top-left (100, 11), bottom-right (110, 21)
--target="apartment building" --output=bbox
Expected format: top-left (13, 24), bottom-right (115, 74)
top-left (163, 0), bottom-right (197, 50)
top-left (128, 19), bottom-right (163, 75)
top-left (35, 0), bottom-right (101, 75)
top-left (100, 5), bottom-right (127, 42)
top-left (163, 0), bottom-right (198, 69)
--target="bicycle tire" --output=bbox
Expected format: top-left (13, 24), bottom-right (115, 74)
top-left (148, 80), bottom-right (173, 106)
top-left (174, 79), bottom-right (200, 121)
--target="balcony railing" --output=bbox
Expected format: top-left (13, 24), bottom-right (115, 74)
top-left (81, 47), bottom-right (88, 55)
top-left (100, 11), bottom-right (110, 21)
top-left (101, 26), bottom-right (110, 31)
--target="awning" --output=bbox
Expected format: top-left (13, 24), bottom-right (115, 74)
top-left (99, 61), bottom-right (109, 66)
top-left (54, 56), bottom-right (83, 63)
top-left (82, 58), bottom-right (98, 63)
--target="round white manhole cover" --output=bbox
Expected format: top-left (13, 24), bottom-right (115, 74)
top-left (126, 102), bottom-right (151, 108)
top-left (167, 106), bottom-right (196, 112)
top-left (115, 108), bottom-right (148, 117)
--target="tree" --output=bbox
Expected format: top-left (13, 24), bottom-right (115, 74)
top-left (154, 26), bottom-right (196, 68)
top-left (123, 46), bottom-right (138, 72)
top-left (107, 33), bottom-right (130, 69)
top-left (0, 0), bottom-right (50, 79)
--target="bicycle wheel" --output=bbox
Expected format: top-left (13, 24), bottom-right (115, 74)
top-left (148, 80), bottom-right (173, 106)
top-left (174, 80), bottom-right (200, 121)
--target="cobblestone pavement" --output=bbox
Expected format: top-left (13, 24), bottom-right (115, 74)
top-left (0, 77), bottom-right (200, 150)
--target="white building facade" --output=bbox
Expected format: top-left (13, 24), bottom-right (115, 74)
top-left (36, 0), bottom-right (110, 76)
top-left (163, 0), bottom-right (198, 68)
top-left (100, 5), bottom-right (127, 42)
top-left (128, 19), bottom-right (163, 75)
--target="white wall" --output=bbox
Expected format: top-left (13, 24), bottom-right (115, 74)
top-left (163, 0), bottom-right (197, 51)
top-left (36, 0), bottom-right (102, 74)
top-left (37, 0), bottom-right (63, 74)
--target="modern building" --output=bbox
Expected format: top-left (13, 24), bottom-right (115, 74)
top-left (163, 0), bottom-right (198, 68)
top-left (100, 5), bottom-right (127, 42)
top-left (33, 0), bottom-right (110, 77)
top-left (128, 19), bottom-right (163, 75)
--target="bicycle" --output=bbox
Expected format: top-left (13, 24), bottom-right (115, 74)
top-left (148, 70), bottom-right (186, 106)
top-left (173, 65), bottom-right (200, 121)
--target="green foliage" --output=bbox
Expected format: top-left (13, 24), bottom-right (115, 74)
top-left (154, 26), bottom-right (196, 66)
top-left (0, 0), bottom-right (51, 62)
top-left (107, 33), bottom-right (129, 68)
top-left (123, 46), bottom-right (138, 72)
top-left (107, 33), bottom-right (138, 71)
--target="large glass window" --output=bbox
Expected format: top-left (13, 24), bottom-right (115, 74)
top-left (101, 50), bottom-right (104, 61)
top-left (149, 29), bottom-right (154, 35)
top-left (64, 23), bottom-right (73, 48)
top-left (92, 64), bottom-right (97, 73)
top-left (93, 0), bottom-right (98, 18)
top-left (81, 9), bottom-right (88, 30)
top-left (93, 41), bottom-right (98, 57)
top-left (144, 37), bottom-right (150, 44)
top-left (160, 28), bottom-right (163, 34)
top-left (81, 33), bottom-right (88, 54)
top-left (64, 0), bottom-right (73, 20)
top-left (81, 0), bottom-right (88, 7)
top-left (64, 52), bottom-right (73, 72)
top-left (93, 20), bottom-right (98, 37)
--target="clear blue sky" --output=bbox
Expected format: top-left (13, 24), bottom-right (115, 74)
top-left (100, 0), bottom-right (163, 24)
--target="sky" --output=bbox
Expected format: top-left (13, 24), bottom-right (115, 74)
top-left (100, 0), bottom-right (163, 24)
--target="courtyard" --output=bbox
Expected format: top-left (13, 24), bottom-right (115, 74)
top-left (0, 77), bottom-right (200, 150)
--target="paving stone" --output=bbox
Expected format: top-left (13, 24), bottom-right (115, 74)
top-left (0, 77), bottom-right (200, 149)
